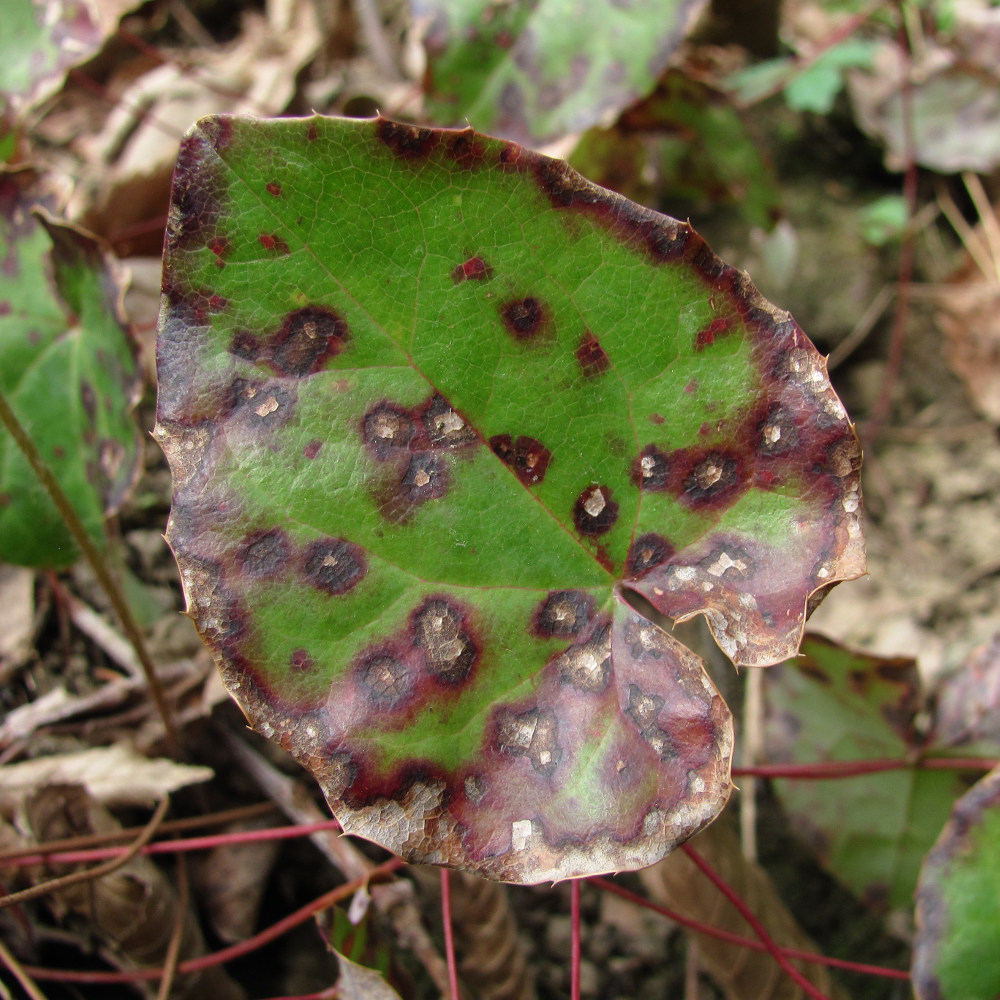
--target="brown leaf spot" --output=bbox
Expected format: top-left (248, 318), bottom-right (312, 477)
top-left (496, 707), bottom-right (561, 776)
top-left (268, 306), bottom-right (350, 377)
top-left (302, 537), bottom-right (367, 595)
top-left (230, 330), bottom-right (261, 362)
top-left (576, 330), bottom-right (610, 375)
top-left (420, 395), bottom-right (476, 449)
top-left (362, 402), bottom-right (415, 459)
top-left (759, 405), bottom-right (799, 456)
top-left (360, 654), bottom-right (411, 706)
top-left (289, 648), bottom-right (314, 673)
top-left (631, 444), bottom-right (670, 491)
top-left (445, 130), bottom-right (489, 168)
top-left (499, 297), bottom-right (547, 341)
top-left (489, 434), bottom-right (552, 486)
top-left (266, 182), bottom-right (282, 197)
top-left (376, 119), bottom-right (440, 159)
top-left (700, 545), bottom-right (756, 581)
top-left (303, 439), bottom-right (322, 459)
top-left (532, 590), bottom-right (595, 638)
top-left (450, 256), bottom-right (493, 283)
top-left (411, 598), bottom-right (479, 684)
top-left (258, 233), bottom-right (290, 254)
top-left (573, 485), bottom-right (619, 536)
top-left (695, 316), bottom-right (736, 351)
top-left (555, 624), bottom-right (611, 693)
top-left (626, 533), bottom-right (675, 578)
top-left (237, 529), bottom-right (291, 579)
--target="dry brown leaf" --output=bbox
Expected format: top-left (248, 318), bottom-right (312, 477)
top-left (333, 948), bottom-right (404, 999)
top-left (639, 818), bottom-right (849, 1000)
top-left (0, 566), bottom-right (34, 683)
top-left (24, 784), bottom-right (244, 1000)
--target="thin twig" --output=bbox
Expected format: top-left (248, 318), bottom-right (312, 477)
top-left (441, 869), bottom-right (460, 1000)
top-left (155, 853), bottom-right (188, 1000)
top-left (570, 879), bottom-right (581, 1000)
top-left (0, 937), bottom-right (50, 1000)
top-left (0, 797), bottom-right (169, 912)
top-left (962, 172), bottom-right (1000, 285)
top-left (0, 387), bottom-right (180, 755)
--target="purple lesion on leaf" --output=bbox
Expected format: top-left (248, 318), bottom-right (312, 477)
top-left (207, 236), bottom-right (230, 268)
top-left (264, 306), bottom-right (350, 378)
top-left (489, 434), bottom-right (552, 486)
top-left (303, 439), bottom-right (322, 459)
top-left (289, 648), bottom-right (315, 673)
top-left (532, 590), bottom-right (596, 639)
top-left (576, 330), bottom-right (611, 376)
top-left (631, 443), bottom-right (671, 491)
top-left (410, 597), bottom-right (480, 685)
top-left (376, 452), bottom-right (451, 522)
top-left (419, 394), bottom-right (477, 449)
top-left (626, 533), bottom-right (675, 578)
top-left (358, 650), bottom-right (413, 706)
top-left (362, 401), bottom-right (416, 459)
top-left (499, 297), bottom-right (549, 341)
top-left (236, 528), bottom-right (292, 579)
top-left (266, 182), bottom-right (282, 197)
top-left (375, 118), bottom-right (441, 160)
top-left (301, 537), bottom-right (367, 595)
top-left (450, 256), bottom-right (493, 284)
top-left (444, 130), bottom-right (489, 169)
top-left (695, 315), bottom-right (738, 351)
top-left (230, 380), bottom-right (296, 431)
top-left (258, 233), bottom-right (290, 255)
top-left (626, 684), bottom-right (677, 760)
top-left (573, 484), bottom-right (619, 536)
top-left (494, 706), bottom-right (562, 776)
top-left (674, 448), bottom-right (748, 511)
top-left (554, 621), bottom-right (611, 694)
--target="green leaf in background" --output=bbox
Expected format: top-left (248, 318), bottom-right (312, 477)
top-left (155, 115), bottom-right (865, 882)
top-left (784, 39), bottom-right (878, 115)
top-left (1, 0), bottom-right (102, 113)
top-left (763, 635), bottom-right (968, 911)
top-left (913, 765), bottom-right (1000, 1000)
top-left (0, 173), bottom-right (143, 568)
top-left (415, 0), bottom-right (708, 145)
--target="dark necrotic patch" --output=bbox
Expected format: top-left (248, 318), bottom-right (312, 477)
top-left (420, 394), bottom-right (477, 449)
top-left (400, 452), bottom-right (449, 504)
top-left (268, 306), bottom-right (350, 377)
top-left (230, 329), bottom-right (261, 362)
top-left (489, 434), bottom-right (552, 486)
top-left (759, 404), bottom-right (799, 456)
top-left (445, 130), bottom-right (489, 168)
top-left (679, 449), bottom-right (746, 510)
top-left (450, 256), bottom-right (493, 284)
top-left (411, 598), bottom-right (479, 684)
top-left (362, 401), bottom-right (416, 459)
top-left (231, 381), bottom-right (295, 430)
top-left (376, 118), bottom-right (440, 159)
top-left (302, 537), bottom-right (367, 595)
top-left (495, 707), bottom-right (561, 776)
top-left (626, 533), bottom-right (675, 578)
top-left (359, 653), bottom-right (411, 706)
top-left (532, 590), bottom-right (595, 638)
top-left (576, 330), bottom-right (610, 376)
top-left (237, 528), bottom-right (292, 579)
top-left (573, 485), bottom-right (619, 536)
top-left (556, 623), bottom-right (611, 693)
top-left (631, 444), bottom-right (671, 491)
top-left (499, 297), bottom-right (547, 341)
top-left (289, 648), bottom-right (314, 673)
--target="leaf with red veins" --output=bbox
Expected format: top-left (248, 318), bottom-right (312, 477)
top-left (155, 115), bottom-right (864, 882)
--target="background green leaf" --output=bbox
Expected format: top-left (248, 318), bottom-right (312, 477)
top-left (0, 174), bottom-right (143, 567)
top-left (155, 115), bottom-right (864, 882)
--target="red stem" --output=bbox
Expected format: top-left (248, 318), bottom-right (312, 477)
top-left (0, 819), bottom-right (344, 868)
top-left (733, 756), bottom-right (997, 780)
top-left (570, 879), bottom-right (582, 1000)
top-left (441, 869), bottom-right (461, 1000)
top-left (589, 878), bottom-right (910, 981)
top-left (681, 843), bottom-right (831, 1000)
top-left (25, 857), bottom-right (403, 984)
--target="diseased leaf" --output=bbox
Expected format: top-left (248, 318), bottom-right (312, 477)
top-left (415, 0), bottom-right (708, 145)
top-left (0, 174), bottom-right (143, 568)
top-left (155, 115), bottom-right (864, 882)
top-left (763, 635), bottom-right (967, 911)
top-left (913, 765), bottom-right (1000, 1000)
top-left (333, 948), bottom-right (404, 1000)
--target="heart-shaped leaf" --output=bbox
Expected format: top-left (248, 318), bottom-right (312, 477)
top-left (0, 174), bottom-right (142, 568)
top-left (155, 115), bottom-right (864, 882)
